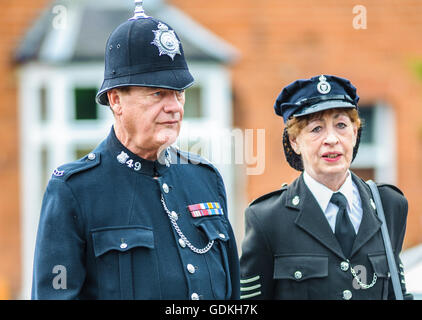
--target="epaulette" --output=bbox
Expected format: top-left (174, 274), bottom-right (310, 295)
top-left (376, 182), bottom-right (404, 196)
top-left (52, 152), bottom-right (101, 181)
top-left (249, 183), bottom-right (289, 206)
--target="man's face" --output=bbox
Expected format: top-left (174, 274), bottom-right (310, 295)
top-left (109, 86), bottom-right (185, 159)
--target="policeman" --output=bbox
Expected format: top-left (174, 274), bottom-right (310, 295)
top-left (240, 75), bottom-right (412, 300)
top-left (32, 1), bottom-right (239, 300)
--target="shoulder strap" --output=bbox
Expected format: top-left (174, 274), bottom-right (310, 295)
top-left (366, 180), bottom-right (403, 300)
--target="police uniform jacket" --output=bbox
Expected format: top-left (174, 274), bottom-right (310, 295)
top-left (240, 172), bottom-right (411, 300)
top-left (32, 127), bottom-right (240, 300)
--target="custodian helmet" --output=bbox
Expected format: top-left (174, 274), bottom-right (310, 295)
top-left (96, 6), bottom-right (194, 106)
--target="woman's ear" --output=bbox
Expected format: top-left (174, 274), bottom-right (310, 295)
top-left (107, 89), bottom-right (122, 115)
top-left (289, 135), bottom-right (301, 155)
top-left (352, 123), bottom-right (359, 147)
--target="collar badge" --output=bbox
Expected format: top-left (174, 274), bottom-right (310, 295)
top-left (117, 151), bottom-right (130, 164)
top-left (151, 22), bottom-right (181, 60)
top-left (317, 75), bottom-right (331, 94)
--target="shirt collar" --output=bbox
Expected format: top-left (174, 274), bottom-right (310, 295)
top-left (106, 126), bottom-right (172, 177)
top-left (303, 170), bottom-right (354, 212)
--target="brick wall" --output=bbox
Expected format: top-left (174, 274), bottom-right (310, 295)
top-left (0, 0), bottom-right (51, 298)
top-left (171, 0), bottom-right (422, 248)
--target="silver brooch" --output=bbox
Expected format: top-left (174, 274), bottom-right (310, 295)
top-left (317, 75), bottom-right (331, 94)
top-left (117, 151), bottom-right (130, 164)
top-left (151, 22), bottom-right (181, 60)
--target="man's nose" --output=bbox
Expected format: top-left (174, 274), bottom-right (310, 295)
top-left (163, 91), bottom-right (183, 113)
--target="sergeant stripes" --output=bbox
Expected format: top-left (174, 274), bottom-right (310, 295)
top-left (240, 275), bottom-right (261, 299)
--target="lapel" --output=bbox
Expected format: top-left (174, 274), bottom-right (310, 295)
top-left (349, 172), bottom-right (382, 257)
top-left (288, 174), bottom-right (345, 259)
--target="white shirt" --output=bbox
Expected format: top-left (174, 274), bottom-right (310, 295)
top-left (303, 170), bottom-right (363, 234)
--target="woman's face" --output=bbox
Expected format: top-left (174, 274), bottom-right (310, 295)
top-left (289, 109), bottom-right (358, 188)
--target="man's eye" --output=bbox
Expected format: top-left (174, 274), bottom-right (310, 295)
top-left (153, 91), bottom-right (162, 96)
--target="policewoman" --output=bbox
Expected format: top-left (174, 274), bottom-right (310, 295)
top-left (32, 1), bottom-right (239, 300)
top-left (240, 75), bottom-right (412, 300)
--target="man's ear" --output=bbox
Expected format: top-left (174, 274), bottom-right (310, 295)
top-left (107, 89), bottom-right (122, 115)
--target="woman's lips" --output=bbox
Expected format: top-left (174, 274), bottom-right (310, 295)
top-left (322, 152), bottom-right (342, 162)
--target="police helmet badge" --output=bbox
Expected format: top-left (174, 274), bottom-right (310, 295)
top-left (151, 22), bottom-right (181, 60)
top-left (317, 75), bottom-right (331, 94)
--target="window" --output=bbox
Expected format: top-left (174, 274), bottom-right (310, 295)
top-left (358, 106), bottom-right (374, 144)
top-left (183, 86), bottom-right (203, 118)
top-left (351, 103), bottom-right (396, 183)
top-left (74, 87), bottom-right (98, 120)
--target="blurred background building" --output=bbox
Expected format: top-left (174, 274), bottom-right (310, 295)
top-left (1, 0), bottom-right (422, 299)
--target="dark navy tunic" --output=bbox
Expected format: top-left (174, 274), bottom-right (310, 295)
top-left (32, 127), bottom-right (240, 300)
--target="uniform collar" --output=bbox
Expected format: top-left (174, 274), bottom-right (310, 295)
top-left (105, 126), bottom-right (172, 177)
top-left (303, 170), bottom-right (354, 213)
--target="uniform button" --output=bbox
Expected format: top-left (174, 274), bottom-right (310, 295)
top-left (187, 264), bottom-right (196, 274)
top-left (120, 242), bottom-right (128, 249)
top-left (191, 292), bottom-right (199, 300)
top-left (294, 271), bottom-right (302, 280)
top-left (218, 233), bottom-right (226, 239)
top-left (342, 290), bottom-right (352, 300)
top-left (178, 238), bottom-right (186, 248)
top-left (340, 261), bottom-right (350, 271)
top-left (292, 195), bottom-right (300, 206)
top-left (88, 153), bottom-right (96, 160)
top-left (170, 211), bottom-right (178, 220)
top-left (162, 183), bottom-right (169, 193)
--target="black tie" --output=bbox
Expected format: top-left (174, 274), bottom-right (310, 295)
top-left (331, 192), bottom-right (356, 258)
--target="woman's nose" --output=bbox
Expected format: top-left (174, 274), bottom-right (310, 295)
top-left (324, 127), bottom-right (339, 145)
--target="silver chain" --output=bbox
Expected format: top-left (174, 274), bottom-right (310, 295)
top-left (160, 194), bottom-right (214, 254)
top-left (350, 266), bottom-right (377, 289)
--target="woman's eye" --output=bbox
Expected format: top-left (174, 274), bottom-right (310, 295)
top-left (337, 122), bottom-right (347, 129)
top-left (311, 126), bottom-right (322, 133)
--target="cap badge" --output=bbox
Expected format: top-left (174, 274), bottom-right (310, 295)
top-left (317, 75), bottom-right (331, 94)
top-left (151, 22), bottom-right (181, 60)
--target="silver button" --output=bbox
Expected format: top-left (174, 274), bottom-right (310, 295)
top-left (187, 264), bottom-right (196, 274)
top-left (162, 183), bottom-right (169, 193)
top-left (170, 211), bottom-right (178, 220)
top-left (120, 242), bottom-right (128, 249)
top-left (340, 261), bottom-right (350, 272)
top-left (88, 153), bottom-right (96, 160)
top-left (178, 238), bottom-right (186, 248)
top-left (292, 196), bottom-right (300, 206)
top-left (218, 233), bottom-right (226, 239)
top-left (294, 271), bottom-right (302, 280)
top-left (191, 292), bottom-right (200, 300)
top-left (343, 290), bottom-right (352, 300)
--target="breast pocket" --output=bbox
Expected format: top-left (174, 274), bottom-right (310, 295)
top-left (91, 225), bottom-right (159, 299)
top-left (273, 254), bottom-right (329, 299)
top-left (193, 217), bottom-right (232, 299)
top-left (367, 252), bottom-right (390, 299)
